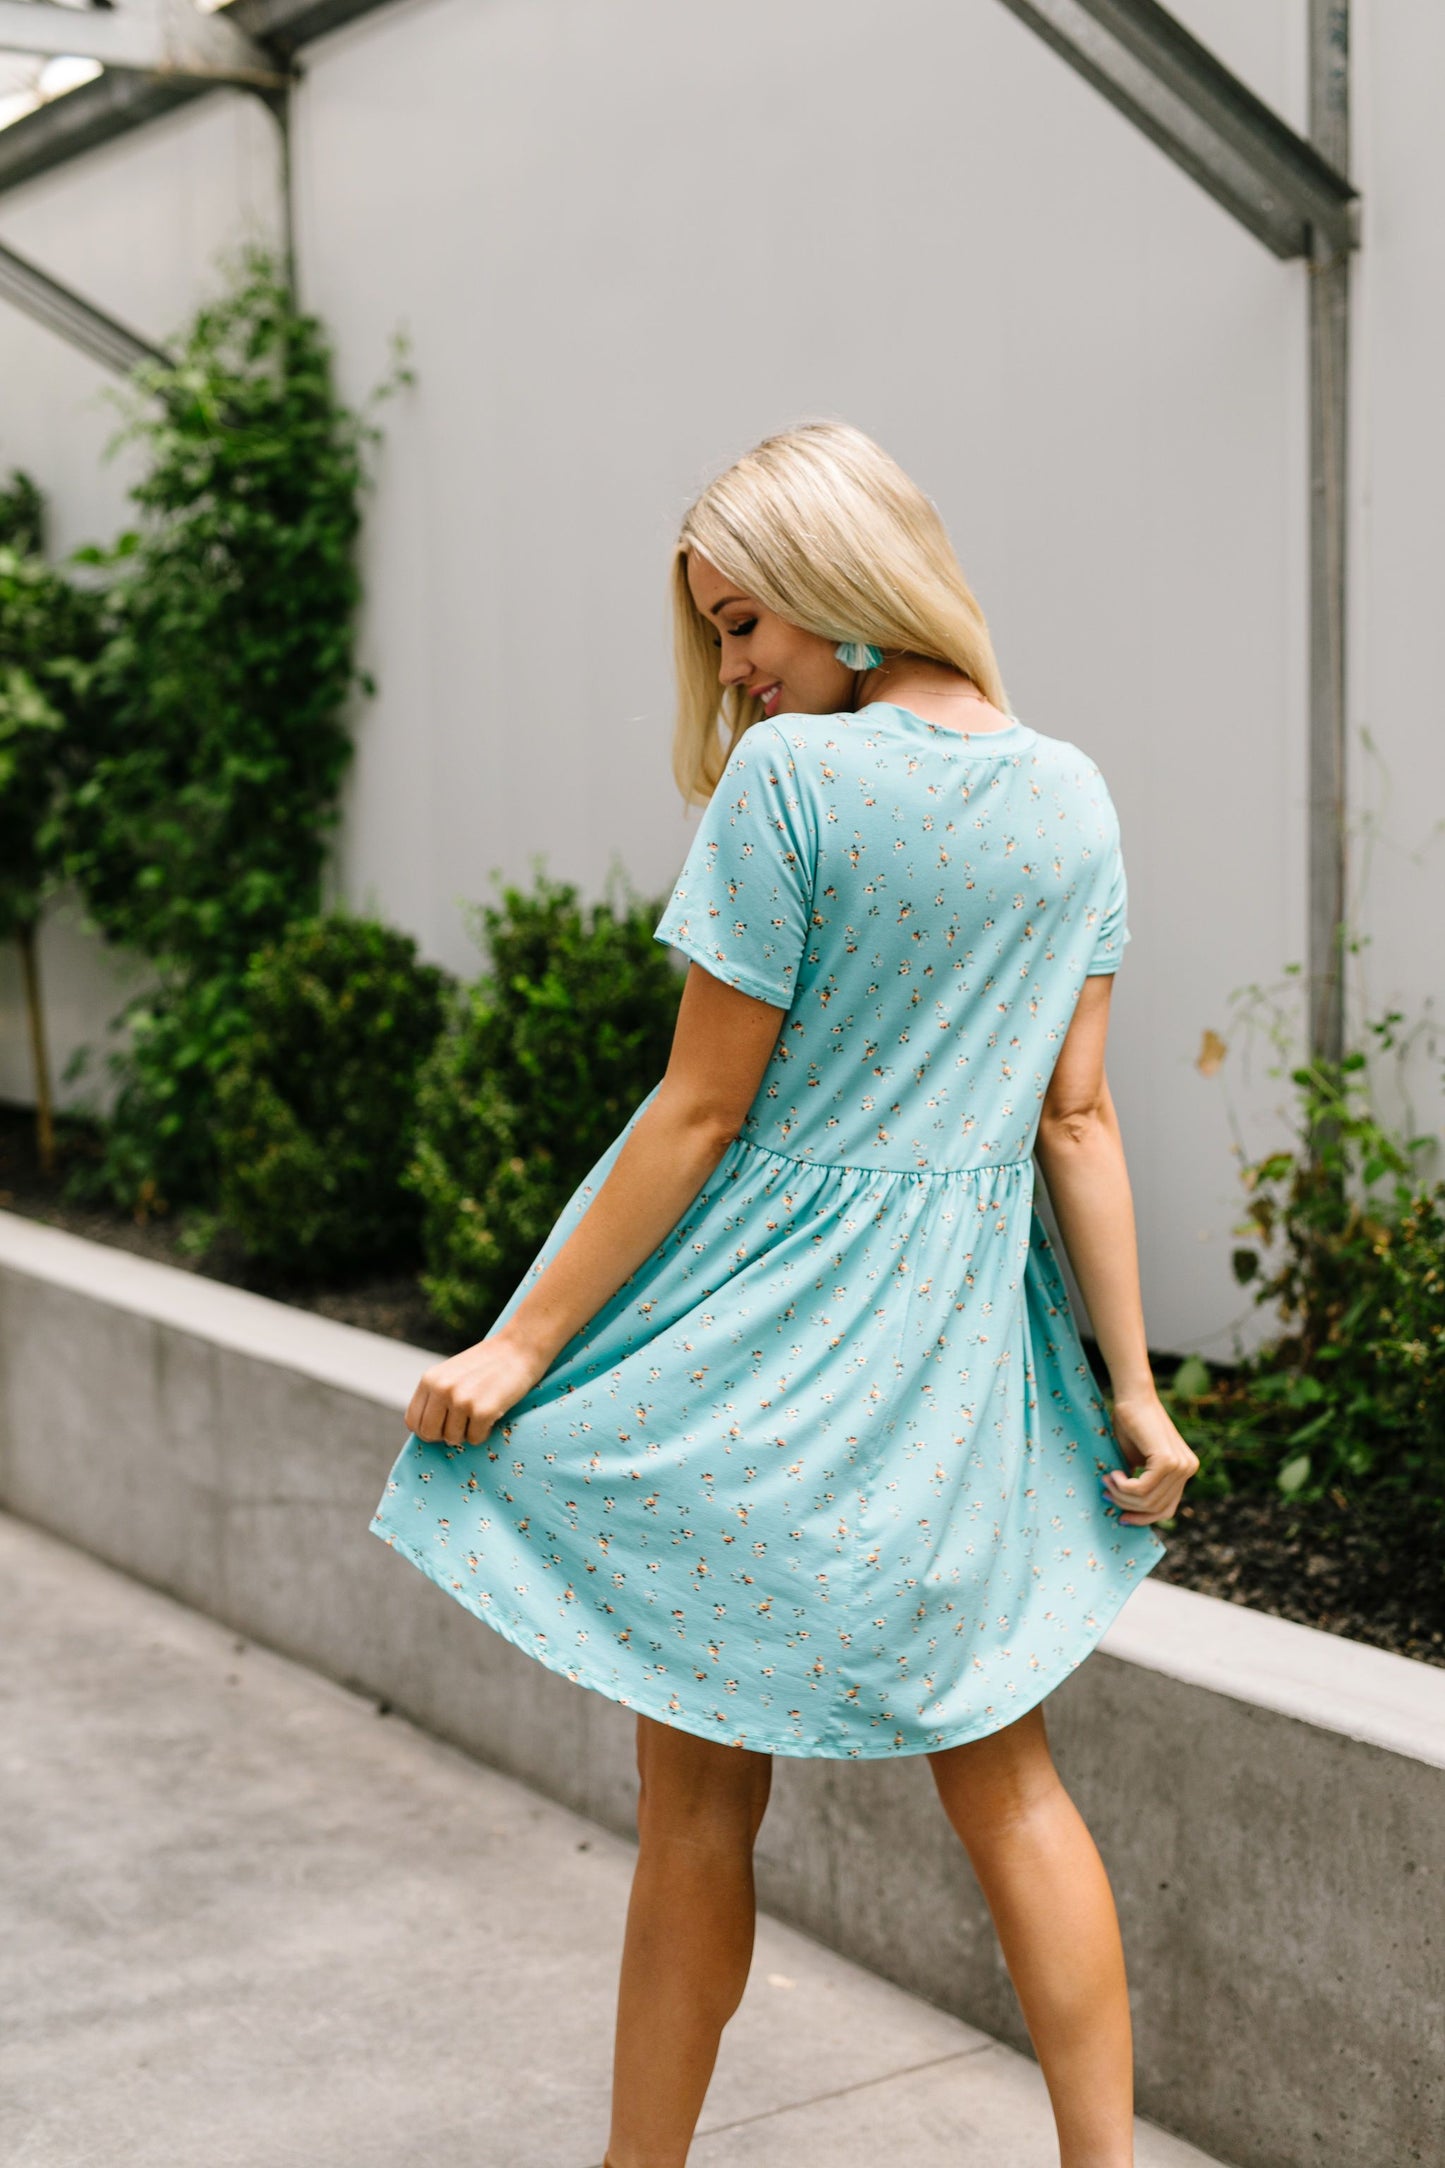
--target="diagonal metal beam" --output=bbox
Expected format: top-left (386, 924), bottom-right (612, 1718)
top-left (996, 0), bottom-right (1358, 258)
top-left (0, 231), bottom-right (173, 374)
top-left (0, 0), bottom-right (290, 91)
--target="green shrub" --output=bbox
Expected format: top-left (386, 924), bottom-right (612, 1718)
top-left (63, 965), bottom-right (257, 1220)
top-left (405, 869), bottom-right (681, 1339)
top-left (210, 913), bottom-right (453, 1278)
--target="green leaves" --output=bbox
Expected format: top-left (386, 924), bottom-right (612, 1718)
top-left (1194, 984), bottom-right (1445, 1525)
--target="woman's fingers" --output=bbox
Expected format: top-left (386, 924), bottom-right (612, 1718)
top-left (413, 1390), bottom-right (494, 1447)
top-left (405, 1362), bottom-right (449, 1437)
top-left (405, 1382), bottom-right (446, 1441)
top-left (1106, 1398), bottom-right (1202, 1524)
top-left (1105, 1460), bottom-right (1189, 1524)
top-left (405, 1336), bottom-right (546, 1448)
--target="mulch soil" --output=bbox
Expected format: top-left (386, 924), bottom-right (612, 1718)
top-left (2, 1101), bottom-right (1440, 1671)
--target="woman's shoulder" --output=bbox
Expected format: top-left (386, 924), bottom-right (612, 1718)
top-left (1018, 723), bottom-right (1117, 787)
top-left (1019, 728), bottom-right (1124, 842)
top-left (1012, 717), bottom-right (1095, 764)
top-left (728, 712), bottom-right (839, 781)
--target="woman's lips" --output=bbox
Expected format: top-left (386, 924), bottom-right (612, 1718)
top-left (754, 683), bottom-right (782, 717)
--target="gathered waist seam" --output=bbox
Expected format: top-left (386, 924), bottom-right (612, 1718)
top-left (732, 1133), bottom-right (1033, 1179)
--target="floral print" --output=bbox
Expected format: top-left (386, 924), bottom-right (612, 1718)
top-left (371, 704), bottom-right (1166, 1757)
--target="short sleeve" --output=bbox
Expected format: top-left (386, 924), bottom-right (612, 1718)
top-left (653, 722), bottom-right (815, 1009)
top-left (1085, 802), bottom-right (1132, 976)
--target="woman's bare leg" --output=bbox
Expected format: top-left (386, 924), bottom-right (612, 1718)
top-left (603, 1713), bottom-right (774, 2168)
top-left (928, 1703), bottom-right (1135, 2168)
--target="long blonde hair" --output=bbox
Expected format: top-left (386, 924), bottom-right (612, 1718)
top-left (670, 418), bottom-right (1009, 803)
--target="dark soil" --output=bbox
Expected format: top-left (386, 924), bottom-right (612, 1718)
top-left (1145, 1489), bottom-right (1442, 1670)
top-left (2, 1102), bottom-right (1440, 1670)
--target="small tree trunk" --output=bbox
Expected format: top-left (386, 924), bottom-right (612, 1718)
top-left (16, 919), bottom-right (55, 1177)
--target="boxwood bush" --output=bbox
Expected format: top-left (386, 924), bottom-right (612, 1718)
top-left (212, 911), bottom-right (453, 1279)
top-left (404, 870), bottom-right (682, 1339)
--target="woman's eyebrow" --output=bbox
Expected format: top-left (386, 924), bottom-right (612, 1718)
top-left (707, 595), bottom-right (752, 616)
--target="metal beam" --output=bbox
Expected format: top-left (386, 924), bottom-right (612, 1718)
top-left (0, 0), bottom-right (391, 196)
top-left (997, 0), bottom-right (1358, 1076)
top-left (1307, 0), bottom-right (1351, 1071)
top-left (996, 0), bottom-right (1357, 258)
top-left (0, 1), bottom-right (289, 92)
top-left (0, 231), bottom-right (173, 373)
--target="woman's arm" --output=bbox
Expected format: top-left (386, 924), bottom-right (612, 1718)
top-left (1033, 975), bottom-right (1199, 1525)
top-left (404, 961), bottom-right (787, 1447)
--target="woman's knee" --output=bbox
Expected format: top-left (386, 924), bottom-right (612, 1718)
top-left (634, 1713), bottom-right (774, 1849)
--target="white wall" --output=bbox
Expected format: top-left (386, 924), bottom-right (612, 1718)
top-left (0, 0), bottom-right (1437, 1363)
top-left (1346, 4), bottom-right (1445, 1172)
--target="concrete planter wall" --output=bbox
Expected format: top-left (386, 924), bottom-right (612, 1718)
top-left (2, 1208), bottom-right (1440, 2168)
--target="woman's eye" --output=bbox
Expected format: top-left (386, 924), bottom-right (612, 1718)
top-left (711, 618), bottom-right (757, 647)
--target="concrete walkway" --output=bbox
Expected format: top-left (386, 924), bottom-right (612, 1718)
top-left (1, 1512), bottom-right (1232, 2167)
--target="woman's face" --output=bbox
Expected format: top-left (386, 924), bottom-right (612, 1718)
top-left (686, 550), bottom-right (853, 721)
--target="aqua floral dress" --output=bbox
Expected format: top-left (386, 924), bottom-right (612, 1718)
top-left (370, 704), bottom-right (1167, 1756)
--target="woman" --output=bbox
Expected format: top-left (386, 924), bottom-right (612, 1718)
top-left (371, 419), bottom-right (1199, 2167)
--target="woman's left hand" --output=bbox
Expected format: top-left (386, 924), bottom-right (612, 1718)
top-left (405, 1333), bottom-right (548, 1447)
top-left (1104, 1391), bottom-right (1200, 1525)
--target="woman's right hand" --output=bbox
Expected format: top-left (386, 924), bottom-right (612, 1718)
top-left (405, 1332), bottom-right (549, 1449)
top-left (1104, 1392), bottom-right (1200, 1526)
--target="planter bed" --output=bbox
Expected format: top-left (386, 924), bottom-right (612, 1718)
top-left (4, 1100), bottom-right (1438, 1670)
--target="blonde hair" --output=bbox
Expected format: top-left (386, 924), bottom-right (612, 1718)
top-left (670, 418), bottom-right (1009, 803)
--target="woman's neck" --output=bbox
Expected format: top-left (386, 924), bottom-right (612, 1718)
top-left (855, 661), bottom-right (1013, 735)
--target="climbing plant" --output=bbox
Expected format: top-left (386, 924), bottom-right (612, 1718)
top-left (56, 242), bottom-right (412, 1215)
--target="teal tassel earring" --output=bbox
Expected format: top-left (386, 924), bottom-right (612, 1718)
top-left (835, 639), bottom-right (884, 671)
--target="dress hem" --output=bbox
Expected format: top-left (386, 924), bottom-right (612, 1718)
top-left (368, 1513), bottom-right (1169, 1761)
